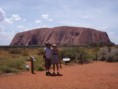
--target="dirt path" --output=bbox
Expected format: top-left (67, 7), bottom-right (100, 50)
top-left (0, 62), bottom-right (118, 89)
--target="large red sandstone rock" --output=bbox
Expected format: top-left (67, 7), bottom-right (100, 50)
top-left (10, 26), bottom-right (111, 46)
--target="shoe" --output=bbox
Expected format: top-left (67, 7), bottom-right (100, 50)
top-left (48, 72), bottom-right (51, 75)
top-left (52, 72), bottom-right (56, 76)
top-left (46, 72), bottom-right (49, 76)
top-left (57, 72), bottom-right (62, 76)
top-left (46, 72), bottom-right (52, 76)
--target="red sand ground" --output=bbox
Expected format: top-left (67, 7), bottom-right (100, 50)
top-left (0, 62), bottom-right (118, 89)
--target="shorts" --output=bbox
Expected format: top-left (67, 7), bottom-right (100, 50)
top-left (45, 58), bottom-right (51, 68)
top-left (52, 55), bottom-right (59, 64)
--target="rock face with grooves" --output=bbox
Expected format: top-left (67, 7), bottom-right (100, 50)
top-left (10, 26), bottom-right (111, 46)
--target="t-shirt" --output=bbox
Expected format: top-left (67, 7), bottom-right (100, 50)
top-left (52, 48), bottom-right (58, 55)
top-left (44, 47), bottom-right (52, 59)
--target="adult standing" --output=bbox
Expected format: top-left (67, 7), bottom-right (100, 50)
top-left (52, 44), bottom-right (62, 76)
top-left (43, 43), bottom-right (52, 76)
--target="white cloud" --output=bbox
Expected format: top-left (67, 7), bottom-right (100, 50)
top-left (0, 8), bottom-right (5, 23)
top-left (0, 30), bottom-right (15, 40)
top-left (0, 8), bottom-right (22, 24)
top-left (41, 14), bottom-right (49, 19)
top-left (41, 14), bottom-right (53, 22)
top-left (42, 25), bottom-right (47, 28)
top-left (17, 25), bottom-right (24, 29)
top-left (10, 14), bottom-right (21, 21)
top-left (35, 20), bottom-right (42, 23)
top-left (4, 14), bottom-right (22, 24)
top-left (48, 18), bottom-right (53, 22)
top-left (4, 18), bottom-right (14, 24)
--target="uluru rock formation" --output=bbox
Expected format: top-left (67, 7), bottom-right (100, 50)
top-left (10, 26), bottom-right (112, 46)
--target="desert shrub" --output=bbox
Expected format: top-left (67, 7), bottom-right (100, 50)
top-left (0, 66), bottom-right (18, 73)
top-left (106, 56), bottom-right (113, 62)
top-left (22, 56), bottom-right (31, 61)
top-left (98, 47), bottom-right (118, 62)
top-left (22, 49), bottom-right (29, 56)
top-left (37, 66), bottom-right (45, 71)
top-left (59, 47), bottom-right (90, 64)
top-left (85, 54), bottom-right (94, 60)
top-left (76, 49), bottom-right (91, 64)
top-left (9, 48), bottom-right (21, 54)
top-left (9, 59), bottom-right (25, 69)
top-left (11, 54), bottom-right (20, 58)
top-left (0, 57), bottom-right (26, 74)
top-left (100, 56), bottom-right (106, 61)
top-left (108, 48), bottom-right (118, 62)
top-left (98, 47), bottom-right (108, 60)
top-left (92, 47), bottom-right (100, 52)
top-left (59, 47), bottom-right (79, 60)
top-left (113, 56), bottom-right (118, 62)
top-left (34, 56), bottom-right (45, 71)
top-left (93, 47), bottom-right (100, 60)
top-left (38, 48), bottom-right (44, 55)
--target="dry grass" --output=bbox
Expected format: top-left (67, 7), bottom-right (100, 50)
top-left (0, 46), bottom-right (118, 74)
top-left (0, 47), bottom-right (44, 74)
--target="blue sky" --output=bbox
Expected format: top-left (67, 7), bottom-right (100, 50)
top-left (0, 0), bottom-right (118, 45)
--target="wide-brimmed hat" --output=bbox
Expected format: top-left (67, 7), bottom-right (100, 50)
top-left (52, 44), bottom-right (57, 47)
top-left (45, 42), bottom-right (51, 46)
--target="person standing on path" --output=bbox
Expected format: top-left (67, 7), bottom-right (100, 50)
top-left (52, 44), bottom-right (62, 76)
top-left (43, 43), bottom-right (52, 76)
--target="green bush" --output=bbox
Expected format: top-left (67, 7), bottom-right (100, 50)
top-left (59, 47), bottom-right (78, 60)
top-left (0, 57), bottom-right (25, 74)
top-left (59, 47), bottom-right (90, 64)
top-left (34, 56), bottom-right (45, 71)
top-left (0, 66), bottom-right (18, 73)
top-left (37, 66), bottom-right (45, 71)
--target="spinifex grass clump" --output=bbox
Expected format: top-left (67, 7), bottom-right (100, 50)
top-left (0, 57), bottom-right (26, 74)
top-left (0, 47), bottom-right (47, 74)
top-left (34, 56), bottom-right (45, 71)
top-left (9, 48), bottom-right (22, 54)
top-left (21, 49), bottom-right (29, 56)
top-left (38, 48), bottom-right (44, 55)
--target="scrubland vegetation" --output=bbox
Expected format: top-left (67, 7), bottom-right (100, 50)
top-left (0, 45), bottom-right (118, 74)
top-left (0, 47), bottom-right (44, 74)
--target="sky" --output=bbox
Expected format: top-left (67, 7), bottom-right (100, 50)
top-left (0, 0), bottom-right (118, 45)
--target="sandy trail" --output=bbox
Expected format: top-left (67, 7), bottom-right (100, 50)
top-left (0, 62), bottom-right (118, 89)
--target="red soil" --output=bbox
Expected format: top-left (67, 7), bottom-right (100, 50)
top-left (0, 62), bottom-right (118, 89)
